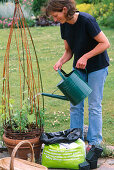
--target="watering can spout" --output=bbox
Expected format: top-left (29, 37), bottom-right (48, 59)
top-left (41, 93), bottom-right (68, 101)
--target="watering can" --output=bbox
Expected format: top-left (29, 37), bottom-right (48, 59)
top-left (41, 69), bottom-right (92, 105)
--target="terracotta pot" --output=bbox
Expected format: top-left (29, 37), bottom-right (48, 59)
top-left (3, 133), bottom-right (42, 162)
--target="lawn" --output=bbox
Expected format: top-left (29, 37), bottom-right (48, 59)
top-left (0, 26), bottom-right (114, 145)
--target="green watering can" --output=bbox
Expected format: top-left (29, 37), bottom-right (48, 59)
top-left (41, 69), bottom-right (92, 105)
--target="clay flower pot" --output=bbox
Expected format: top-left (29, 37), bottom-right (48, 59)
top-left (3, 129), bottom-right (43, 162)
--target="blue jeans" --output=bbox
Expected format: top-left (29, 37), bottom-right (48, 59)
top-left (70, 67), bottom-right (108, 145)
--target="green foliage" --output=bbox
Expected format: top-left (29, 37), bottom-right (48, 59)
top-left (94, 2), bottom-right (114, 28)
top-left (0, 98), bottom-right (45, 136)
top-left (25, 18), bottom-right (35, 27)
top-left (98, 13), bottom-right (114, 28)
top-left (19, 0), bottom-right (23, 3)
top-left (32, 0), bottom-right (47, 16)
top-left (76, 0), bottom-right (113, 4)
top-left (101, 143), bottom-right (114, 158)
top-left (0, 17), bottom-right (12, 29)
top-left (77, 3), bottom-right (94, 16)
top-left (81, 0), bottom-right (93, 3)
top-left (76, 0), bottom-right (101, 4)
top-left (0, 17), bottom-right (35, 29)
top-left (93, 3), bottom-right (113, 18)
top-left (102, 0), bottom-right (114, 6)
top-left (77, 1), bottom-right (114, 28)
top-left (0, 0), bottom-right (8, 2)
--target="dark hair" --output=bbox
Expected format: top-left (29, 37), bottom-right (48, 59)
top-left (46, 0), bottom-right (77, 20)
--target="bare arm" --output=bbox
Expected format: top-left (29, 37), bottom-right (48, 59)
top-left (53, 40), bottom-right (73, 71)
top-left (76, 31), bottom-right (110, 69)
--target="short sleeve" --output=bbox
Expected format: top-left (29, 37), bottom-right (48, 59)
top-left (86, 16), bottom-right (101, 38)
top-left (60, 24), bottom-right (66, 40)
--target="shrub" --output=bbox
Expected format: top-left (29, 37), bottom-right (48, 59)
top-left (0, 17), bottom-right (13, 29)
top-left (101, 143), bottom-right (114, 158)
top-left (0, 17), bottom-right (35, 29)
top-left (92, 3), bottom-right (113, 19)
top-left (93, 2), bottom-right (114, 28)
top-left (25, 18), bottom-right (35, 27)
top-left (32, 0), bottom-right (47, 16)
top-left (76, 0), bottom-right (102, 4)
top-left (80, 0), bottom-right (92, 3)
top-left (76, 3), bottom-right (94, 16)
top-left (0, 0), bottom-right (8, 2)
top-left (98, 13), bottom-right (114, 28)
top-left (77, 2), bottom-right (114, 28)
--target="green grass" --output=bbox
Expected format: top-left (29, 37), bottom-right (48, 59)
top-left (0, 26), bottom-right (114, 145)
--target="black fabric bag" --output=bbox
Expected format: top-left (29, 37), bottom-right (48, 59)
top-left (40, 128), bottom-right (82, 144)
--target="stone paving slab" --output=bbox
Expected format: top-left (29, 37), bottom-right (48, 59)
top-left (96, 158), bottom-right (114, 170)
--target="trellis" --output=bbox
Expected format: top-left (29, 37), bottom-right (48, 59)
top-left (2, 0), bottom-right (44, 133)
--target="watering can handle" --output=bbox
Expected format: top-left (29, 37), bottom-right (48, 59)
top-left (57, 69), bottom-right (66, 80)
top-left (58, 68), bottom-right (87, 80)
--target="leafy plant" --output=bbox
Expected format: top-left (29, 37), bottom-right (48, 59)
top-left (0, 97), bottom-right (45, 138)
top-left (76, 3), bottom-right (94, 16)
top-left (98, 13), bottom-right (114, 28)
top-left (100, 143), bottom-right (114, 158)
top-left (0, 0), bottom-right (8, 2)
top-left (76, 1), bottom-right (114, 28)
top-left (32, 0), bottom-right (47, 16)
top-left (25, 18), bottom-right (35, 27)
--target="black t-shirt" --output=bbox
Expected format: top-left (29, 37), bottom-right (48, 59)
top-left (60, 12), bottom-right (109, 73)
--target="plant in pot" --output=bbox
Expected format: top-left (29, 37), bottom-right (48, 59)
top-left (0, 97), bottom-right (45, 161)
top-left (0, 0), bottom-right (45, 162)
